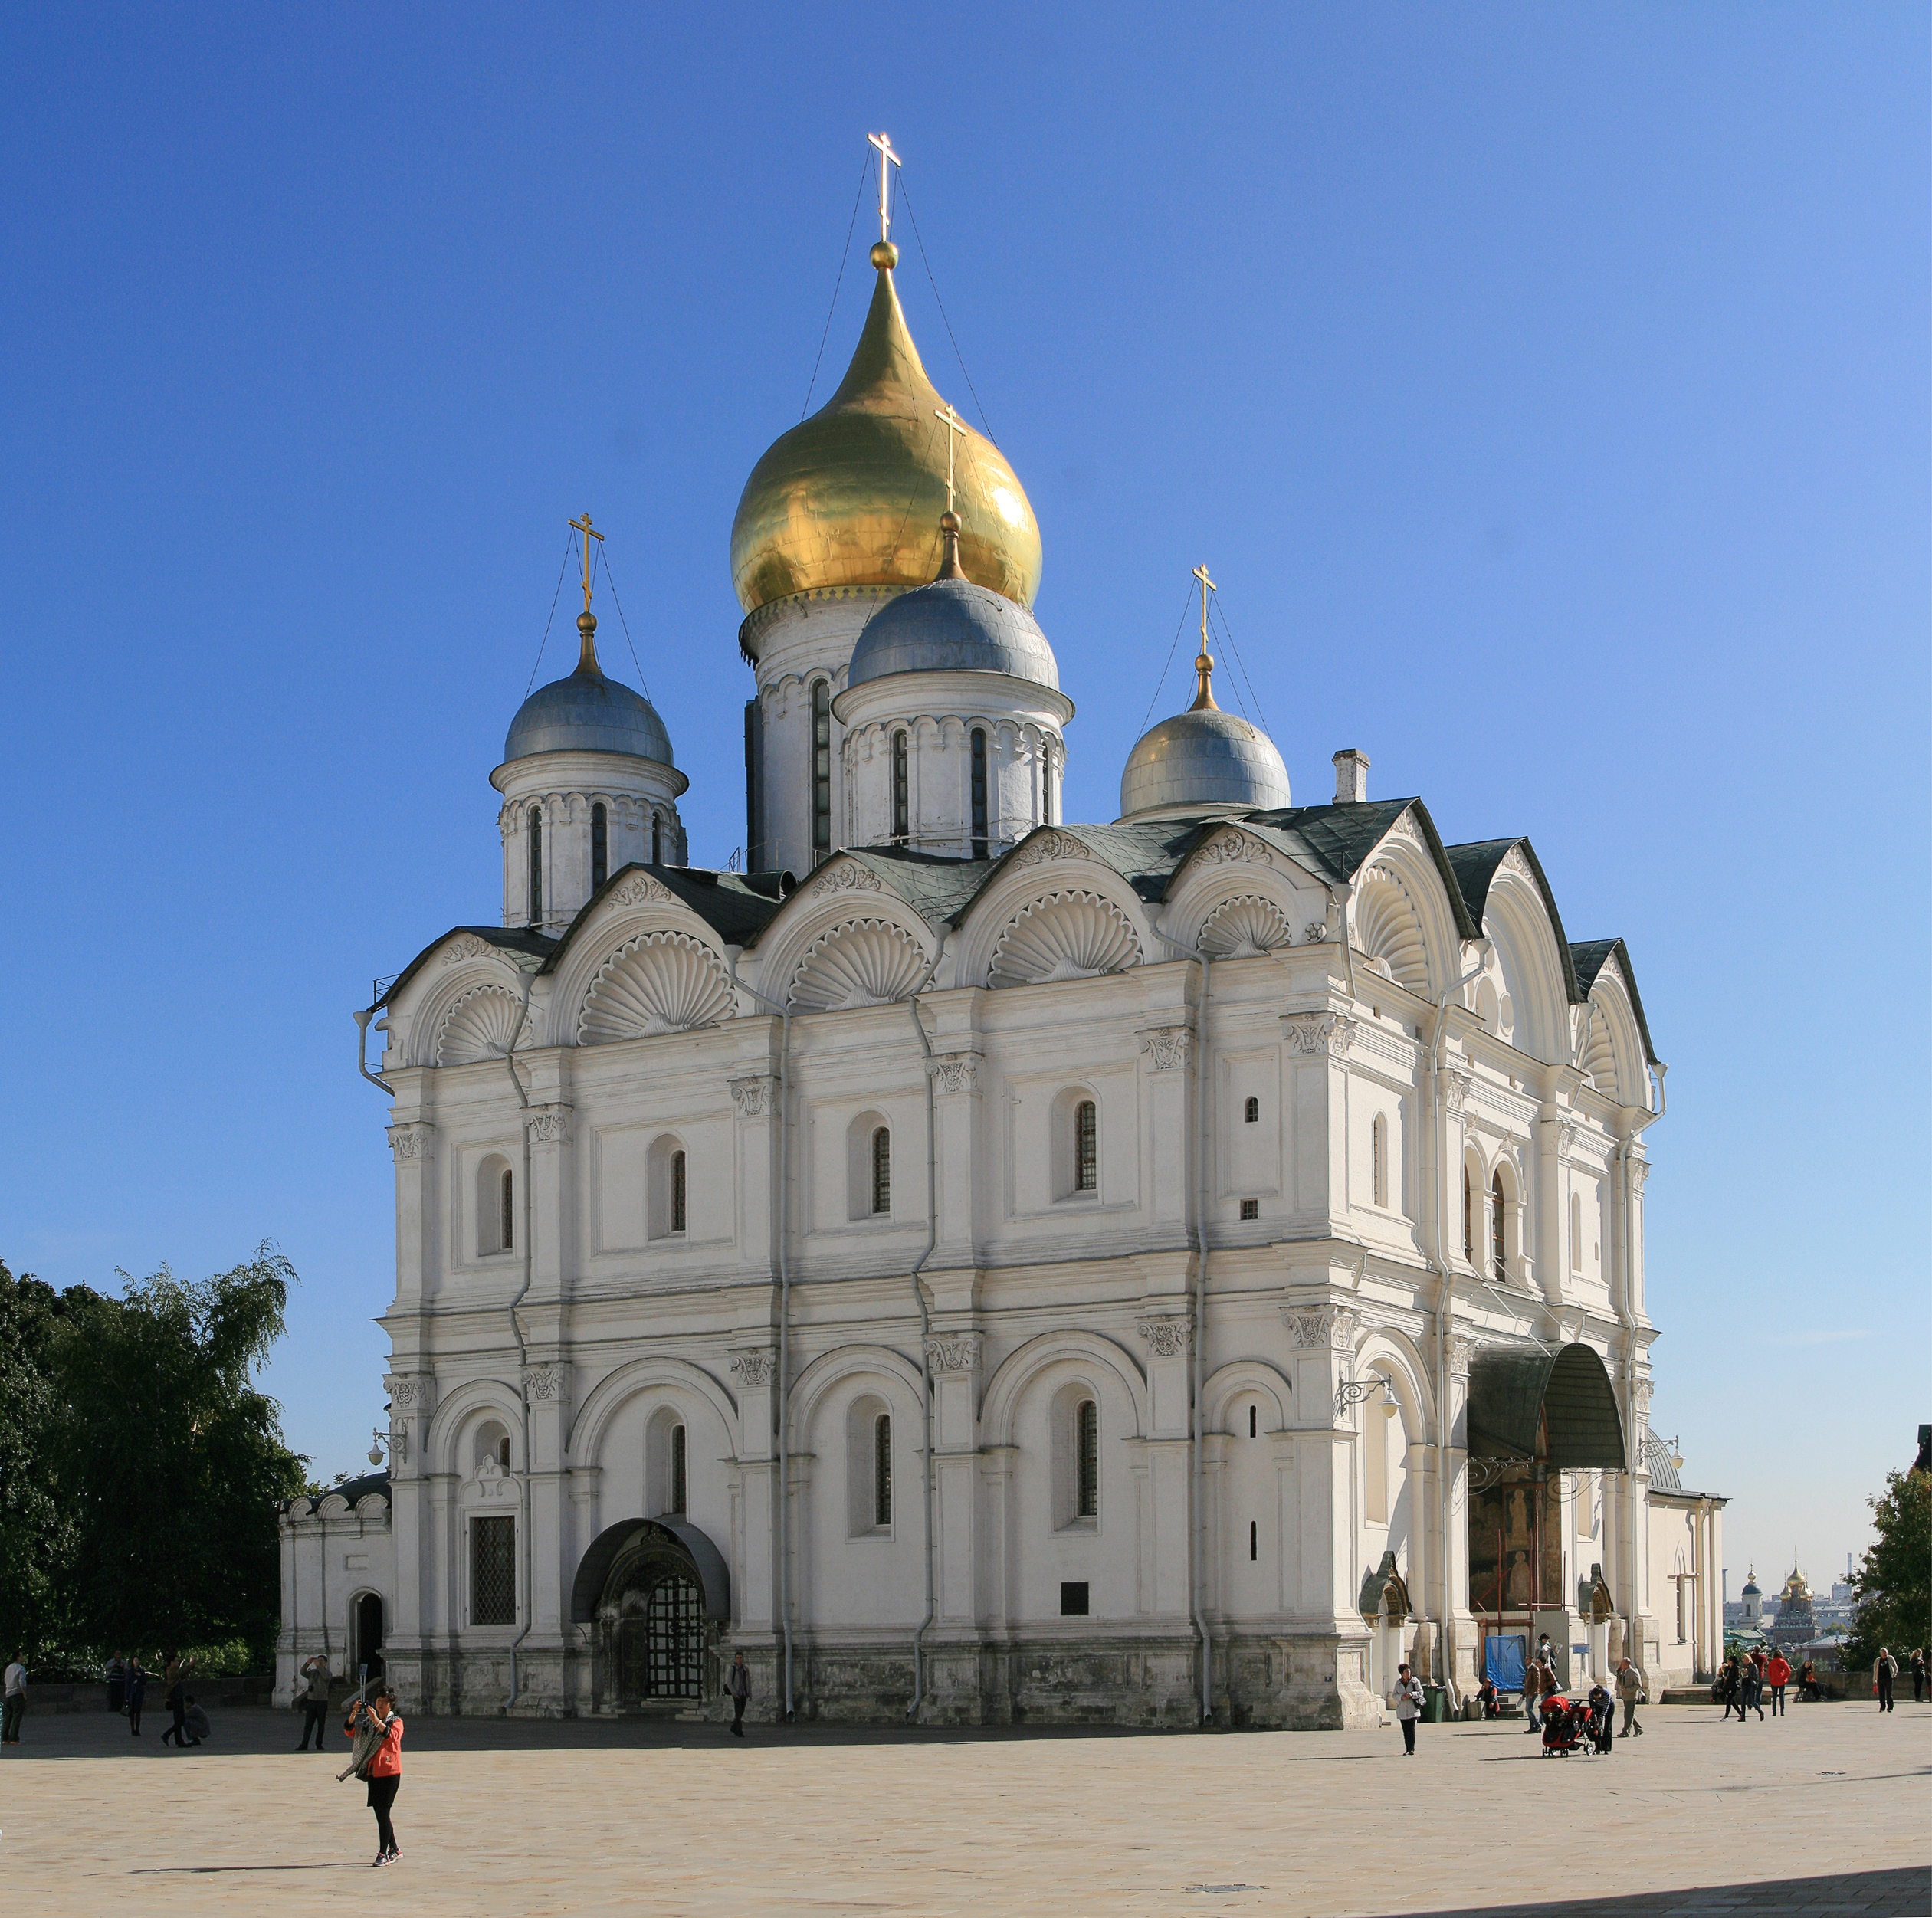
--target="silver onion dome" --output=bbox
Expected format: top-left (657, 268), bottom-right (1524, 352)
top-left (503, 612), bottom-right (677, 766)
top-left (1119, 653), bottom-right (1289, 818)
top-left (848, 520), bottom-right (1059, 693)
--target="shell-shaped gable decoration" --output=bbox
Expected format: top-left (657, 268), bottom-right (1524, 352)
top-left (437, 984), bottom-right (533, 1066)
top-left (1199, 894), bottom-right (1293, 959)
top-left (1579, 1015), bottom-right (1619, 1100)
top-left (579, 931), bottom-right (736, 1044)
top-left (988, 890), bottom-right (1142, 989)
top-left (1353, 865), bottom-right (1428, 992)
top-left (789, 917), bottom-right (930, 1011)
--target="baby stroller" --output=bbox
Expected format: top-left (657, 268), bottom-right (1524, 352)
top-left (1539, 1693), bottom-right (1590, 1756)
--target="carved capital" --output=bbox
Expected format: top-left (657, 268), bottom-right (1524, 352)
top-left (1283, 1011), bottom-right (1355, 1058)
top-left (1629, 1157), bottom-right (1650, 1195)
top-left (526, 1107), bottom-right (571, 1145)
top-left (1448, 1335), bottom-right (1478, 1379)
top-left (1283, 1304), bottom-right (1360, 1351)
top-left (521, 1362), bottom-right (569, 1405)
top-left (931, 1052), bottom-right (980, 1096)
top-left (1445, 1068), bottom-right (1473, 1115)
top-left (1632, 1374), bottom-right (1653, 1414)
top-left (387, 1122), bottom-right (433, 1162)
top-left (1550, 1119), bottom-right (1578, 1163)
top-left (1136, 1316), bottom-right (1193, 1359)
top-left (1138, 1025), bottom-right (1193, 1073)
top-left (729, 1349), bottom-right (778, 1389)
top-left (383, 1372), bottom-right (436, 1413)
top-left (729, 1074), bottom-right (778, 1117)
top-left (924, 1333), bottom-right (983, 1375)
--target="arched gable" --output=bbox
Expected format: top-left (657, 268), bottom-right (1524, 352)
top-left (789, 1343), bottom-right (928, 1446)
top-left (566, 1354), bottom-right (741, 1466)
top-left (1479, 857), bottom-right (1572, 1065)
top-left (1161, 823), bottom-right (1328, 957)
top-left (394, 936), bottom-right (535, 1070)
top-left (1347, 812), bottom-right (1464, 1001)
top-left (1350, 1328), bottom-right (1437, 1438)
top-left (425, 1376), bottom-right (527, 1476)
top-left (745, 867), bottom-right (941, 1015)
top-left (1202, 1359), bottom-right (1294, 1435)
top-left (1578, 955), bottom-right (1648, 1107)
top-left (953, 835), bottom-right (1153, 990)
top-left (979, 1329), bottom-right (1150, 1447)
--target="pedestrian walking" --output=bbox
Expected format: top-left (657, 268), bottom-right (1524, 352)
top-left (1766, 1651), bottom-right (1790, 1717)
top-left (727, 1651), bottom-right (750, 1737)
top-left (106, 1651), bottom-right (128, 1716)
top-left (159, 1651), bottom-right (195, 1749)
top-left (2, 1651), bottom-right (26, 1745)
top-left (296, 1653), bottom-right (333, 1751)
top-left (1910, 1649), bottom-right (1925, 1704)
top-left (126, 1656), bottom-right (147, 1736)
top-left (1746, 1651), bottom-right (1766, 1720)
top-left (1392, 1661), bottom-right (1425, 1756)
top-left (1615, 1654), bottom-right (1646, 1738)
top-left (1874, 1648), bottom-right (1897, 1713)
top-left (343, 1684), bottom-right (405, 1867)
top-left (1522, 1658), bottom-right (1550, 1734)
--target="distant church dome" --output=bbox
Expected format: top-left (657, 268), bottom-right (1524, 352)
top-left (1119, 651), bottom-right (1290, 819)
top-left (1740, 1569), bottom-right (1760, 1596)
top-left (729, 245), bottom-right (1041, 615)
top-left (503, 613), bottom-right (677, 768)
top-left (848, 518), bottom-right (1060, 692)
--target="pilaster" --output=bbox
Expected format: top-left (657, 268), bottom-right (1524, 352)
top-left (1138, 1021), bottom-right (1194, 1225)
top-left (925, 1331), bottom-right (980, 1625)
top-left (1281, 1008), bottom-right (1356, 1228)
top-left (386, 1114), bottom-right (435, 1313)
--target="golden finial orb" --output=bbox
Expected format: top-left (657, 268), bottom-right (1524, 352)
top-left (870, 239), bottom-right (899, 270)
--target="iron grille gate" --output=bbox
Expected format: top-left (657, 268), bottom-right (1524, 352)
top-left (645, 1574), bottom-right (704, 1699)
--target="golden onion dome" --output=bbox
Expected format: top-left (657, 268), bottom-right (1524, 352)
top-left (730, 248), bottom-right (1041, 616)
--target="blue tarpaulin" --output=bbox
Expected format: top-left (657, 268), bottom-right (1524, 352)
top-left (1486, 1635), bottom-right (1527, 1692)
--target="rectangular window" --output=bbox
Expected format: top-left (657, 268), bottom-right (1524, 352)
top-left (871, 1128), bottom-right (891, 1215)
top-left (527, 805), bottom-right (543, 926)
top-left (1076, 1398), bottom-right (1098, 1519)
top-left (1240, 1198), bottom-right (1259, 1221)
top-left (671, 1150), bottom-right (687, 1234)
top-left (1059, 1580), bottom-right (1089, 1617)
top-left (892, 730), bottom-right (909, 841)
top-left (592, 802), bottom-right (608, 891)
top-left (1249, 1520), bottom-right (1258, 1562)
top-left (812, 680), bottom-right (832, 864)
top-left (1075, 1100), bottom-right (1097, 1194)
top-left (970, 728), bottom-right (988, 860)
top-left (471, 1515), bottom-right (516, 1626)
top-left (874, 1414), bottom-right (892, 1527)
top-left (500, 1168), bottom-right (514, 1252)
top-left (745, 699), bottom-right (765, 874)
top-left (671, 1424), bottom-right (687, 1516)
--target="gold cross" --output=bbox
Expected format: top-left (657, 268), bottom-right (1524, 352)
top-left (868, 132), bottom-right (901, 245)
top-left (569, 511), bottom-right (604, 614)
top-left (933, 403), bottom-right (966, 516)
top-left (1191, 563), bottom-right (1219, 710)
top-left (1192, 563), bottom-right (1217, 648)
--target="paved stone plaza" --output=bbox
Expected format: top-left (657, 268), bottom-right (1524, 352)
top-left (2, 1698), bottom-right (1924, 1915)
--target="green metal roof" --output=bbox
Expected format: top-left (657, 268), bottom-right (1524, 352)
top-left (1444, 838), bottom-right (1583, 1004)
top-left (376, 925), bottom-right (556, 1011)
top-left (1570, 936), bottom-right (1659, 1066)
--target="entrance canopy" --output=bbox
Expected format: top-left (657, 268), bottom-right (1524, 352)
top-left (569, 1516), bottom-right (732, 1625)
top-left (1466, 1343), bottom-right (1625, 1471)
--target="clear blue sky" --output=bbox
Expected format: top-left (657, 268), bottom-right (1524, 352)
top-left (2, 5), bottom-right (1924, 1597)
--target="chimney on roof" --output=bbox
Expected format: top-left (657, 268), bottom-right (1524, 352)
top-left (1333, 748), bottom-right (1369, 804)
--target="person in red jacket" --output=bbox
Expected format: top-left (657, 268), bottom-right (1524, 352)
top-left (346, 1684), bottom-right (405, 1867)
top-left (1765, 1651), bottom-right (1792, 1717)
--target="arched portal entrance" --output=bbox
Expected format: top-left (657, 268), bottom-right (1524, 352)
top-left (352, 1592), bottom-right (385, 1681)
top-left (570, 1517), bottom-right (731, 1712)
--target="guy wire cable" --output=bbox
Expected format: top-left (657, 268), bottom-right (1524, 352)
top-left (1212, 594), bottom-right (1271, 736)
top-left (1140, 585), bottom-right (1200, 734)
top-left (802, 152), bottom-right (871, 419)
top-left (898, 172), bottom-right (996, 448)
top-left (595, 546), bottom-right (653, 700)
top-left (524, 531), bottom-right (577, 697)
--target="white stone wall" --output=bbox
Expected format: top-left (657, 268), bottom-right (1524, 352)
top-left (277, 1490), bottom-right (396, 1705)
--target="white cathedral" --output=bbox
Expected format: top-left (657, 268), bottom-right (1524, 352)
top-left (279, 192), bottom-right (1725, 1727)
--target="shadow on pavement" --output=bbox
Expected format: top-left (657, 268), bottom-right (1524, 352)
top-left (1385, 1867), bottom-right (1929, 1917)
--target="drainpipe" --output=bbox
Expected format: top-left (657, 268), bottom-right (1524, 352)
top-left (502, 965), bottom-right (539, 1711)
top-left (726, 953), bottom-right (796, 1720)
top-left (1614, 1061), bottom-right (1667, 1664)
top-left (1425, 939), bottom-right (1489, 1712)
top-left (1330, 882), bottom-right (1356, 1002)
top-left (354, 1006), bottom-right (393, 1096)
top-left (902, 928), bottom-right (950, 1720)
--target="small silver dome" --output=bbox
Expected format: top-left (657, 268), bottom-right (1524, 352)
top-left (848, 577), bottom-right (1060, 693)
top-left (1119, 701), bottom-right (1290, 818)
top-left (503, 615), bottom-right (675, 766)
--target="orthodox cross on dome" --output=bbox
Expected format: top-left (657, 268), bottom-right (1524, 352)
top-left (1190, 562), bottom-right (1219, 710)
top-left (867, 132), bottom-right (902, 246)
top-left (933, 403), bottom-right (966, 516)
top-left (569, 511), bottom-right (604, 615)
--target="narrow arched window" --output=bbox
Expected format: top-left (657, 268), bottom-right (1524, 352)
top-left (874, 1413), bottom-right (892, 1526)
top-left (892, 729), bottom-right (909, 841)
top-left (500, 1168), bottom-right (514, 1252)
top-left (812, 679), bottom-right (832, 864)
top-left (670, 1423), bottom-right (687, 1516)
top-left (1491, 1169), bottom-right (1507, 1280)
top-left (527, 805), bottom-right (543, 926)
top-left (1074, 1100), bottom-right (1097, 1193)
top-left (651, 811), bottom-right (663, 866)
top-left (871, 1126), bottom-right (891, 1215)
top-left (671, 1149), bottom-right (687, 1234)
top-left (1248, 1405), bottom-right (1257, 1438)
top-left (1250, 1520), bottom-right (1258, 1562)
top-left (497, 1434), bottom-right (510, 1470)
top-left (592, 802), bottom-right (608, 891)
top-left (1244, 1096), bottom-right (1259, 1124)
top-left (1462, 1166), bottom-right (1472, 1259)
top-left (970, 726), bottom-right (988, 860)
top-left (1372, 1113), bottom-right (1389, 1209)
top-left (1075, 1398), bottom-right (1098, 1518)
top-left (1570, 1192), bottom-right (1583, 1273)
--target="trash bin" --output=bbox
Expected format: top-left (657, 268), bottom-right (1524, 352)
top-left (1422, 1684), bottom-right (1447, 1723)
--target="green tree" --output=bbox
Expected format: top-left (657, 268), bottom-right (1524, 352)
top-left (0, 1261), bottom-right (77, 1658)
top-left (1842, 1460), bottom-right (1931, 1675)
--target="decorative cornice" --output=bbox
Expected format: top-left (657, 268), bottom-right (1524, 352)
top-left (1136, 1316), bottom-right (1193, 1359)
top-left (809, 860), bottom-right (883, 898)
top-left (526, 1107), bottom-right (571, 1145)
top-left (729, 1074), bottom-right (778, 1118)
top-left (1283, 1304), bottom-right (1360, 1351)
top-left (729, 1349), bottom-right (778, 1388)
top-left (607, 873), bottom-right (674, 909)
top-left (1138, 1025), bottom-right (1193, 1073)
top-left (1011, 829), bottom-right (1091, 867)
top-left (1283, 1011), bottom-right (1356, 1058)
top-left (924, 1333), bottom-right (983, 1375)
top-left (387, 1122), bottom-right (433, 1162)
top-left (931, 1052), bottom-right (979, 1095)
top-left (521, 1363), bottom-right (569, 1404)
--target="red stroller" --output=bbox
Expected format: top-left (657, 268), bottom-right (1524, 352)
top-left (1539, 1693), bottom-right (1591, 1756)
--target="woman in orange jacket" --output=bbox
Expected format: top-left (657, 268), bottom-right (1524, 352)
top-left (346, 1684), bottom-right (405, 1866)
